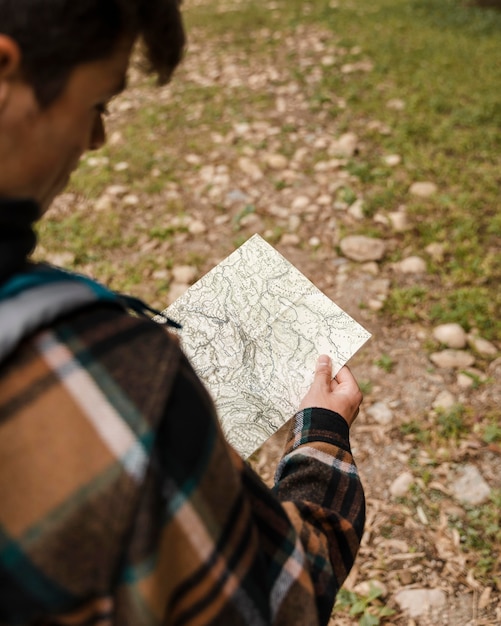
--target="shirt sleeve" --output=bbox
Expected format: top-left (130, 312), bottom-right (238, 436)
top-left (114, 353), bottom-right (365, 626)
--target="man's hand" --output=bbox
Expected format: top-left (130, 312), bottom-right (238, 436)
top-left (299, 355), bottom-right (362, 427)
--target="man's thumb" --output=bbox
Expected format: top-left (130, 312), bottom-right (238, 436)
top-left (315, 355), bottom-right (332, 383)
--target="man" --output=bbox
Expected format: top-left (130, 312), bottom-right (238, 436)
top-left (0, 1), bottom-right (365, 625)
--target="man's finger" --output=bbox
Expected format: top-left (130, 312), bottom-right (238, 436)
top-left (314, 355), bottom-right (332, 387)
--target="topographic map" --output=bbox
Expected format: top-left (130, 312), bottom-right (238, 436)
top-left (165, 234), bottom-right (371, 458)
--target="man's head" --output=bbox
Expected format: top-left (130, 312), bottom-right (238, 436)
top-left (0, 0), bottom-right (185, 213)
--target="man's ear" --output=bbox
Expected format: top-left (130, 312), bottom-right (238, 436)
top-left (0, 35), bottom-right (21, 108)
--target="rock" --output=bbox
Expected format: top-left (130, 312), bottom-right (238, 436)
top-left (354, 580), bottom-right (388, 598)
top-left (451, 464), bottom-right (491, 505)
top-left (467, 334), bottom-right (498, 356)
top-left (291, 195), bottom-right (310, 211)
top-left (238, 157), bottom-right (263, 181)
top-left (123, 194), bottom-right (140, 206)
top-left (339, 235), bottom-right (386, 262)
top-left (394, 589), bottom-right (447, 618)
top-left (433, 323), bottom-right (468, 349)
top-left (329, 132), bottom-right (358, 158)
top-left (265, 153), bottom-right (288, 170)
top-left (425, 242), bottom-right (445, 262)
top-left (280, 233), bottom-right (300, 246)
top-left (409, 181), bottom-right (438, 198)
top-left (390, 471), bottom-right (414, 498)
top-left (367, 401), bottom-right (393, 425)
top-left (288, 215), bottom-right (301, 231)
top-left (395, 256), bottom-right (427, 274)
top-left (188, 220), bottom-right (207, 235)
top-left (387, 98), bottom-right (406, 111)
top-left (171, 265), bottom-right (197, 284)
top-left (106, 184), bottom-right (129, 197)
top-left (114, 161), bottom-right (129, 172)
top-left (432, 390), bottom-right (457, 411)
top-left (94, 195), bottom-right (114, 212)
top-left (388, 211), bottom-right (411, 232)
top-left (429, 350), bottom-right (475, 369)
top-left (309, 236), bottom-right (321, 247)
top-left (347, 198), bottom-right (364, 220)
top-left (383, 154), bottom-right (402, 166)
top-left (45, 251), bottom-right (75, 267)
top-left (167, 283), bottom-right (190, 304)
top-left (226, 189), bottom-right (250, 205)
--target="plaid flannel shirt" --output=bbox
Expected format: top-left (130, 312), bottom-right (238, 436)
top-left (0, 302), bottom-right (365, 626)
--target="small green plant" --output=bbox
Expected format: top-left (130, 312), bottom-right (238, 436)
top-left (436, 404), bottom-right (468, 440)
top-left (358, 380), bottom-right (374, 395)
top-left (449, 490), bottom-right (501, 581)
top-left (334, 584), bottom-right (395, 625)
top-left (374, 353), bottom-right (395, 373)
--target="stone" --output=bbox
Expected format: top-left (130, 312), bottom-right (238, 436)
top-left (388, 211), bottom-right (411, 232)
top-left (167, 283), bottom-right (190, 304)
top-left (265, 153), bottom-right (288, 170)
top-left (383, 154), bottom-right (402, 166)
top-left (433, 323), bottom-right (468, 349)
top-left (425, 242), bottom-right (445, 262)
top-left (467, 334), bottom-right (498, 356)
top-left (280, 233), bottom-right (300, 246)
top-left (238, 157), bottom-right (263, 181)
top-left (347, 199), bottom-right (365, 220)
top-left (387, 98), bottom-right (406, 111)
top-left (339, 235), bottom-right (386, 262)
top-left (367, 401), bottom-right (393, 425)
top-left (451, 464), bottom-right (491, 505)
top-left (409, 181), bottom-right (438, 198)
top-left (390, 471), bottom-right (414, 498)
top-left (291, 195), bottom-right (311, 211)
top-left (396, 256), bottom-right (427, 274)
top-left (329, 132), bottom-right (358, 158)
top-left (188, 220), bottom-right (207, 235)
top-left (94, 195), bottom-right (114, 212)
top-left (354, 580), bottom-right (388, 598)
top-left (309, 236), bottom-right (321, 247)
top-left (172, 265), bottom-right (197, 284)
top-left (429, 350), bottom-right (475, 369)
top-left (432, 390), bottom-right (457, 411)
top-left (394, 589), bottom-right (447, 618)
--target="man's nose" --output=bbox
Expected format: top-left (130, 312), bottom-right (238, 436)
top-left (89, 113), bottom-right (106, 151)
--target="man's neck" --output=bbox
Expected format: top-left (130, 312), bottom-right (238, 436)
top-left (0, 198), bottom-right (39, 284)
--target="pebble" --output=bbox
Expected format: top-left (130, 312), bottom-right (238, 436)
top-left (433, 323), bottom-right (467, 349)
top-left (238, 157), bottom-right (263, 181)
top-left (106, 184), bottom-right (129, 197)
top-left (367, 401), bottom-right (393, 425)
top-left (429, 350), bottom-right (475, 369)
top-left (94, 195), bottom-right (114, 212)
top-left (171, 265), bottom-right (197, 284)
top-left (395, 256), bottom-right (427, 274)
top-left (394, 589), bottom-right (447, 618)
top-left (390, 471), bottom-right (414, 498)
top-left (291, 195), bottom-right (311, 211)
top-left (354, 580), bottom-right (388, 598)
top-left (388, 211), bottom-right (411, 232)
top-left (188, 220), bottom-right (207, 235)
top-left (347, 198), bottom-right (365, 220)
top-left (467, 334), bottom-right (498, 356)
top-left (265, 153), bottom-right (288, 170)
top-left (383, 154), bottom-right (402, 166)
top-left (409, 181), bottom-right (438, 198)
top-left (425, 242), bottom-right (445, 262)
top-left (339, 235), bottom-right (386, 262)
top-left (309, 236), bottom-right (321, 247)
top-left (280, 233), bottom-right (300, 246)
top-left (328, 132), bottom-right (358, 158)
top-left (432, 390), bottom-right (457, 411)
top-left (114, 161), bottom-right (129, 172)
top-left (167, 283), bottom-right (190, 304)
top-left (451, 464), bottom-right (491, 505)
top-left (386, 98), bottom-right (406, 111)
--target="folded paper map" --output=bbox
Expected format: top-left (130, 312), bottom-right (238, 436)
top-left (164, 234), bottom-right (371, 458)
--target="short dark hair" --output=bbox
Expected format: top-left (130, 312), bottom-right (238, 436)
top-left (0, 0), bottom-right (186, 106)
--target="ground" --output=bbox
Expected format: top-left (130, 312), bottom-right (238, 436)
top-left (38, 2), bottom-right (501, 624)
